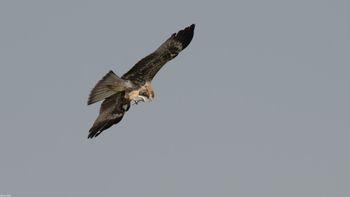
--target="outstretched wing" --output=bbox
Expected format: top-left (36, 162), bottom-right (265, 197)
top-left (88, 93), bottom-right (130, 138)
top-left (122, 24), bottom-right (195, 83)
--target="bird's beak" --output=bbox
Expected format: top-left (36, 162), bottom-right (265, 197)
top-left (131, 95), bottom-right (153, 105)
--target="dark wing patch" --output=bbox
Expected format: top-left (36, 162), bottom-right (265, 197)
top-left (122, 24), bottom-right (195, 83)
top-left (88, 93), bottom-right (130, 138)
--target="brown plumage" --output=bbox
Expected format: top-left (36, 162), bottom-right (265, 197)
top-left (87, 24), bottom-right (195, 138)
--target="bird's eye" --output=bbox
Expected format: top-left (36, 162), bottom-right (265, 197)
top-left (140, 91), bottom-right (148, 97)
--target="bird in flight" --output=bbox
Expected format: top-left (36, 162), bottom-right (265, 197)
top-left (87, 24), bottom-right (195, 138)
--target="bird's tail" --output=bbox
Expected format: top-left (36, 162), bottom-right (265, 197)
top-left (88, 70), bottom-right (127, 105)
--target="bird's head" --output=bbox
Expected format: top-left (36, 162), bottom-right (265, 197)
top-left (138, 89), bottom-right (154, 102)
top-left (128, 81), bottom-right (154, 104)
top-left (131, 89), bottom-right (154, 105)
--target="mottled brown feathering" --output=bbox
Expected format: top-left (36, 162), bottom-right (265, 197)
top-left (122, 24), bottom-right (195, 83)
top-left (87, 24), bottom-right (195, 138)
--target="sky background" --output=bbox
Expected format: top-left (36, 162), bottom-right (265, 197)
top-left (1, 0), bottom-right (350, 196)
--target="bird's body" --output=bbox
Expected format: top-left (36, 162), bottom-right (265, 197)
top-left (87, 24), bottom-right (195, 138)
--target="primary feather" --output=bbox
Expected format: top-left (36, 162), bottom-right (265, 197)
top-left (87, 24), bottom-right (195, 138)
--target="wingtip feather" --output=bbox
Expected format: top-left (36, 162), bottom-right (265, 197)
top-left (174, 24), bottom-right (195, 49)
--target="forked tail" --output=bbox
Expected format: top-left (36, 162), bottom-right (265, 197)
top-left (88, 70), bottom-right (127, 105)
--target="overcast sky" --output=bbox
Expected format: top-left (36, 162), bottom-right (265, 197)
top-left (1, 0), bottom-right (350, 196)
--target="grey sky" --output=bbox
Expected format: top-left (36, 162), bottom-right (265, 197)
top-left (1, 0), bottom-right (349, 196)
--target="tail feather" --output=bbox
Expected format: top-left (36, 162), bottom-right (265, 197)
top-left (88, 70), bottom-right (126, 105)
